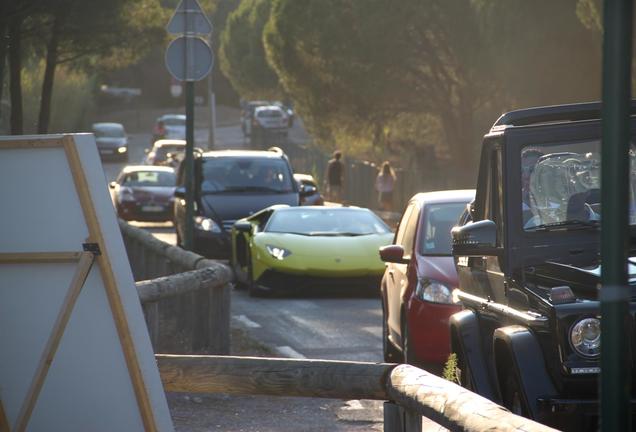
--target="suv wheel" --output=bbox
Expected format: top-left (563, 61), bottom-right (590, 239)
top-left (382, 301), bottom-right (403, 363)
top-left (454, 350), bottom-right (473, 391)
top-left (502, 371), bottom-right (528, 417)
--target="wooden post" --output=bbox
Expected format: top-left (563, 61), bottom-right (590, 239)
top-left (156, 355), bottom-right (394, 400)
top-left (386, 364), bottom-right (558, 432)
top-left (192, 285), bottom-right (209, 352)
top-left (384, 402), bottom-right (403, 432)
top-left (208, 283), bottom-right (231, 354)
top-left (383, 402), bottom-right (421, 432)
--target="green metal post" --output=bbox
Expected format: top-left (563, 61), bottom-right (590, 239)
top-left (184, 80), bottom-right (195, 251)
top-left (600, 1), bottom-right (632, 430)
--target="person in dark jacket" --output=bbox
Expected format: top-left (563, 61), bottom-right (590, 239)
top-left (325, 150), bottom-right (344, 202)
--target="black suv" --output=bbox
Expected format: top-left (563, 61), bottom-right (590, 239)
top-left (174, 149), bottom-right (300, 259)
top-left (450, 102), bottom-right (636, 431)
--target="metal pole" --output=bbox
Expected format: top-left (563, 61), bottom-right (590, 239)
top-left (184, 80), bottom-right (195, 251)
top-left (208, 70), bottom-right (216, 149)
top-left (600, 1), bottom-right (633, 430)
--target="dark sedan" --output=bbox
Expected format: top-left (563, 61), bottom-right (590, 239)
top-left (109, 166), bottom-right (176, 222)
top-left (92, 122), bottom-right (128, 161)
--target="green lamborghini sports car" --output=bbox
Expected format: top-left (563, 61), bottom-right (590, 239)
top-left (231, 205), bottom-right (394, 296)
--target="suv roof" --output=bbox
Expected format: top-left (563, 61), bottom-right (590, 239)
top-left (491, 100), bottom-right (636, 132)
top-left (199, 149), bottom-right (287, 159)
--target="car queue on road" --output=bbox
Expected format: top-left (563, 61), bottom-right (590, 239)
top-left (94, 98), bottom-right (636, 431)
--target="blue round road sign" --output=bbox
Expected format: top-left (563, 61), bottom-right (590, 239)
top-left (165, 36), bottom-right (214, 82)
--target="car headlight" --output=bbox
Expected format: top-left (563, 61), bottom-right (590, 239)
top-left (414, 279), bottom-right (457, 304)
top-left (194, 216), bottom-right (221, 233)
top-left (570, 317), bottom-right (601, 358)
top-left (266, 245), bottom-right (291, 260)
top-left (117, 146), bottom-right (127, 153)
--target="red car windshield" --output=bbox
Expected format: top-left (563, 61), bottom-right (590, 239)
top-left (418, 202), bottom-right (467, 255)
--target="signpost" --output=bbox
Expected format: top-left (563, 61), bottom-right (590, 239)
top-left (165, 0), bottom-right (213, 251)
top-left (600, 0), bottom-right (633, 430)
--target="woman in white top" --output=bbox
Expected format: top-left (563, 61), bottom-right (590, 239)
top-left (375, 161), bottom-right (396, 211)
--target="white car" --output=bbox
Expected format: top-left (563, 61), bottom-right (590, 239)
top-left (250, 105), bottom-right (289, 138)
top-left (144, 139), bottom-right (186, 166)
top-left (153, 114), bottom-right (186, 142)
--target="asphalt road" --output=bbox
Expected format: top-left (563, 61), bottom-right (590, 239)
top-left (102, 123), bottom-right (443, 430)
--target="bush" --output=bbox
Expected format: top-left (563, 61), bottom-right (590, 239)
top-left (443, 353), bottom-right (460, 384)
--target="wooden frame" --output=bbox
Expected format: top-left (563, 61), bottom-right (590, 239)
top-left (0, 136), bottom-right (159, 431)
top-left (13, 252), bottom-right (95, 432)
top-left (0, 399), bottom-right (9, 432)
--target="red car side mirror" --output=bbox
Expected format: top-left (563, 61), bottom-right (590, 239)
top-left (379, 245), bottom-right (409, 264)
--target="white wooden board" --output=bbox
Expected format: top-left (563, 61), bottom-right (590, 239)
top-left (0, 134), bottom-right (174, 432)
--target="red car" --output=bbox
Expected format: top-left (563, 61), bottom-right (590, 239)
top-left (109, 165), bottom-right (176, 222)
top-left (379, 190), bottom-right (474, 373)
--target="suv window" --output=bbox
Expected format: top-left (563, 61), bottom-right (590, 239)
top-left (521, 139), bottom-right (609, 231)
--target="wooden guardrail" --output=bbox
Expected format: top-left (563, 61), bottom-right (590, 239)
top-left (121, 221), bottom-right (557, 431)
top-left (155, 355), bottom-right (559, 432)
top-left (119, 220), bottom-right (232, 354)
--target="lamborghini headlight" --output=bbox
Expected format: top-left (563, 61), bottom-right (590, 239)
top-left (570, 317), bottom-right (601, 358)
top-left (194, 216), bottom-right (221, 233)
top-left (266, 245), bottom-right (291, 260)
top-left (415, 279), bottom-right (458, 304)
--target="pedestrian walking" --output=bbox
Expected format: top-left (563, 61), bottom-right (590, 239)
top-left (325, 150), bottom-right (345, 203)
top-left (375, 161), bottom-right (396, 212)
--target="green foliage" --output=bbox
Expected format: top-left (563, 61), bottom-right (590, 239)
top-left (214, 0), bottom-right (622, 183)
top-left (219, 0), bottom-right (282, 99)
top-left (443, 353), bottom-right (460, 384)
top-left (263, 0), bottom-right (489, 182)
top-left (21, 61), bottom-right (95, 133)
top-left (474, 0), bottom-right (602, 109)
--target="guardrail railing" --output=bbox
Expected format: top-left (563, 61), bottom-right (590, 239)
top-left (121, 220), bottom-right (557, 431)
top-left (154, 354), bottom-right (559, 432)
top-left (119, 220), bottom-right (232, 354)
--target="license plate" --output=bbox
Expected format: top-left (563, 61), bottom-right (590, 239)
top-left (99, 149), bottom-right (113, 154)
top-left (141, 205), bottom-right (164, 212)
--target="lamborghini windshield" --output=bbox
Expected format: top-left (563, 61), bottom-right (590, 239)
top-left (521, 140), bottom-right (636, 231)
top-left (265, 208), bottom-right (391, 236)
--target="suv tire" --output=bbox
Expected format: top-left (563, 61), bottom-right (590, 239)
top-left (502, 371), bottom-right (529, 417)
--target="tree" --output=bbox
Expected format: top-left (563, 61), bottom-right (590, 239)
top-left (473, 0), bottom-right (603, 110)
top-left (34, 0), bottom-right (169, 133)
top-left (219, 0), bottom-right (281, 100)
top-left (264, 0), bottom-right (492, 185)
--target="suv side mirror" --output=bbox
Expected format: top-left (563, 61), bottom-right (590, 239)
top-left (234, 220), bottom-right (252, 234)
top-left (379, 245), bottom-right (410, 264)
top-left (299, 183), bottom-right (317, 197)
top-left (174, 186), bottom-right (186, 198)
top-left (452, 220), bottom-right (497, 256)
